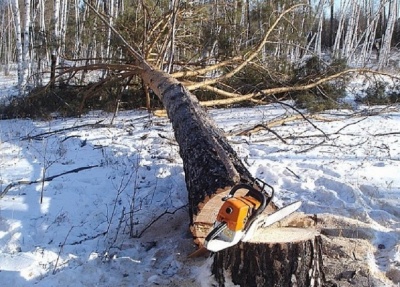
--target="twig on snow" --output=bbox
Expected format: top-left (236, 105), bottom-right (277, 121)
top-left (286, 167), bottom-right (300, 179)
top-left (0, 165), bottom-right (99, 199)
top-left (134, 205), bottom-right (187, 238)
top-left (21, 120), bottom-right (107, 141)
top-left (373, 131), bottom-right (400, 136)
top-left (53, 226), bottom-right (74, 275)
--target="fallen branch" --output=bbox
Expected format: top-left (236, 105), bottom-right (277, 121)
top-left (69, 231), bottom-right (108, 246)
top-left (373, 131), bottom-right (400, 136)
top-left (295, 139), bottom-right (327, 154)
top-left (0, 165), bottom-right (99, 199)
top-left (233, 114), bottom-right (331, 137)
top-left (286, 167), bottom-right (300, 179)
top-left (196, 68), bottom-right (400, 107)
top-left (21, 121), bottom-right (107, 141)
top-left (239, 124), bottom-right (287, 144)
top-left (334, 117), bottom-right (368, 134)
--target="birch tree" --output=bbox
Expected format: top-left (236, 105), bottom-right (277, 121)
top-left (378, 0), bottom-right (397, 69)
top-left (342, 0), bottom-right (360, 61)
top-left (10, 0), bottom-right (24, 93)
top-left (355, 0), bottom-right (381, 66)
top-left (105, 0), bottom-right (114, 61)
top-left (59, 0), bottom-right (68, 57)
top-left (313, 0), bottom-right (328, 56)
top-left (23, 0), bottom-right (31, 84)
top-left (33, 0), bottom-right (49, 86)
top-left (1, 3), bottom-right (12, 76)
top-left (165, 0), bottom-right (179, 73)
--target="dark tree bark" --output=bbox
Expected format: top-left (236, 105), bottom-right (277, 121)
top-left (50, 55), bottom-right (57, 88)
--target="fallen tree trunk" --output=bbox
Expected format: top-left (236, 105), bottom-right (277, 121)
top-left (138, 64), bottom-right (254, 220)
top-left (86, 3), bottom-right (326, 285)
top-left (137, 63), bottom-right (326, 286)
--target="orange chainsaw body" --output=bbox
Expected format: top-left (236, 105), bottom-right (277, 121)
top-left (216, 196), bottom-right (261, 231)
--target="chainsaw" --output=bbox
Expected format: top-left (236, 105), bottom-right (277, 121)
top-left (204, 178), bottom-right (302, 252)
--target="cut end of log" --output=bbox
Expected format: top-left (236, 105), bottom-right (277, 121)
top-left (191, 186), bottom-right (231, 245)
top-left (153, 109), bottom-right (168, 117)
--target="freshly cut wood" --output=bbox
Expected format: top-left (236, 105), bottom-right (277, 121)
top-left (190, 187), bottom-right (231, 246)
top-left (250, 226), bottom-right (320, 243)
top-left (212, 227), bottom-right (325, 287)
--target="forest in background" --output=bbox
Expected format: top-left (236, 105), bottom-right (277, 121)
top-left (1, 0), bottom-right (400, 116)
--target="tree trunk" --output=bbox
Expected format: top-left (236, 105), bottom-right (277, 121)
top-left (50, 0), bottom-right (61, 88)
top-left (11, 0), bottom-right (24, 93)
top-left (378, 0), bottom-right (397, 69)
top-left (138, 62), bottom-right (253, 220)
top-left (23, 0), bottom-right (31, 85)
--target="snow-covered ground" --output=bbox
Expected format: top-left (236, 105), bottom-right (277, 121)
top-left (0, 75), bottom-right (400, 286)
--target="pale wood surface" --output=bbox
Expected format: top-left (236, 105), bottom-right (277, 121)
top-left (249, 227), bottom-right (320, 243)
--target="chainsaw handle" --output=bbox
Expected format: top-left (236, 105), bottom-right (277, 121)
top-left (223, 179), bottom-right (274, 234)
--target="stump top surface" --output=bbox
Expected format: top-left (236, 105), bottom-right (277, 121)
top-left (247, 227), bottom-right (320, 243)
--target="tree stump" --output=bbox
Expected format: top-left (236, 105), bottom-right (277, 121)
top-left (212, 227), bottom-right (325, 287)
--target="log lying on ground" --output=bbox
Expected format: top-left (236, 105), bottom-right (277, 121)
top-left (142, 69), bottom-right (327, 286)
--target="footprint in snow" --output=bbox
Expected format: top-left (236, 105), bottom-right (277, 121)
top-left (297, 163), bottom-right (341, 178)
top-left (315, 177), bottom-right (356, 204)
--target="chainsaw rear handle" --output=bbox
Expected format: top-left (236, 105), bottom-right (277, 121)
top-left (224, 183), bottom-right (265, 206)
top-left (224, 178), bottom-right (273, 204)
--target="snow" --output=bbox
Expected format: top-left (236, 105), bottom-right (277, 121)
top-left (0, 74), bottom-right (400, 286)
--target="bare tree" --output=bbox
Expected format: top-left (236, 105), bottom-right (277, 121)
top-left (342, 0), bottom-right (360, 61)
top-left (23, 0), bottom-right (31, 84)
top-left (378, 0), bottom-right (397, 69)
top-left (10, 0), bottom-right (24, 93)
